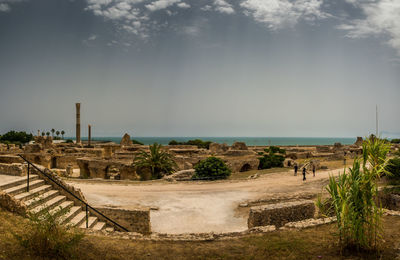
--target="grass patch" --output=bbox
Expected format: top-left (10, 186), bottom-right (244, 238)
top-left (0, 208), bottom-right (400, 259)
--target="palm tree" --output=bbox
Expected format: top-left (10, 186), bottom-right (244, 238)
top-left (46, 132), bottom-right (50, 138)
top-left (51, 129), bottom-right (55, 137)
top-left (61, 130), bottom-right (65, 139)
top-left (41, 132), bottom-right (45, 137)
top-left (56, 130), bottom-right (60, 139)
top-left (133, 143), bottom-right (177, 180)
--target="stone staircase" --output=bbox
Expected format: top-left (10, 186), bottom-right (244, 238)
top-left (0, 174), bottom-right (110, 231)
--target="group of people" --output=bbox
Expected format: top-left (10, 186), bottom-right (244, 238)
top-left (293, 163), bottom-right (316, 181)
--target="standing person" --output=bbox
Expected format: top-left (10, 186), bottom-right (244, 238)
top-left (302, 167), bottom-right (306, 181)
top-left (312, 164), bottom-right (316, 177)
top-left (294, 164), bottom-right (298, 176)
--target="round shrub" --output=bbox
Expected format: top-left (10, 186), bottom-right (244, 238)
top-left (193, 157), bottom-right (231, 180)
top-left (387, 157), bottom-right (400, 180)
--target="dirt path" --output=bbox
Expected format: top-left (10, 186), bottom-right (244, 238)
top-left (67, 168), bottom-right (343, 234)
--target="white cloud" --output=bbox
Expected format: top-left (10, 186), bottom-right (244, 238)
top-left (177, 2), bottom-right (190, 9)
top-left (145, 0), bottom-right (181, 12)
top-left (200, 4), bottom-right (212, 11)
top-left (338, 0), bottom-right (400, 55)
top-left (88, 34), bottom-right (97, 41)
top-left (240, 0), bottom-right (328, 30)
top-left (0, 3), bottom-right (10, 12)
top-left (214, 0), bottom-right (235, 14)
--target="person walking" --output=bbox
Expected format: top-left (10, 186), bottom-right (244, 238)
top-left (312, 164), bottom-right (316, 177)
top-left (302, 167), bottom-right (307, 181)
top-left (294, 164), bottom-right (298, 176)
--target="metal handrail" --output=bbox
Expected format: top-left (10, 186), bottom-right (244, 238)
top-left (18, 155), bottom-right (129, 232)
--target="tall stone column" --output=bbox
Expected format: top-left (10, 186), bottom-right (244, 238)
top-left (88, 124), bottom-right (91, 147)
top-left (76, 103), bottom-right (81, 144)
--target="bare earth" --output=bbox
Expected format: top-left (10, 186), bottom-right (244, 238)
top-left (67, 168), bottom-right (343, 234)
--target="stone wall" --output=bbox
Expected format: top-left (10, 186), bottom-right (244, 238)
top-left (0, 190), bottom-right (28, 216)
top-left (97, 207), bottom-right (151, 234)
top-left (0, 155), bottom-right (23, 164)
top-left (0, 163), bottom-right (27, 176)
top-left (248, 200), bottom-right (315, 228)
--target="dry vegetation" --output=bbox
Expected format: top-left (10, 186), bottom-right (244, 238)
top-left (1, 208), bottom-right (400, 260)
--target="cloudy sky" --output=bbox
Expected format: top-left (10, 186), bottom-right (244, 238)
top-left (0, 0), bottom-right (399, 138)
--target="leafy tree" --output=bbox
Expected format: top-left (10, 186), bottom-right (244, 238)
top-left (133, 143), bottom-right (177, 180)
top-left (51, 129), bottom-right (55, 137)
top-left (56, 130), bottom-right (60, 138)
top-left (168, 139), bottom-right (212, 149)
top-left (41, 132), bottom-right (45, 137)
top-left (61, 130), bottom-right (65, 139)
top-left (46, 132), bottom-right (50, 137)
top-left (258, 146), bottom-right (285, 169)
top-left (0, 131), bottom-right (33, 144)
top-left (193, 157), bottom-right (231, 180)
top-left (391, 139), bottom-right (400, 144)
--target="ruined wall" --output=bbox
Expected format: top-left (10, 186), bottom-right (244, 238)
top-left (248, 200), bottom-right (315, 228)
top-left (0, 155), bottom-right (23, 164)
top-left (97, 207), bottom-right (151, 234)
top-left (0, 163), bottom-right (27, 176)
top-left (0, 190), bottom-right (28, 216)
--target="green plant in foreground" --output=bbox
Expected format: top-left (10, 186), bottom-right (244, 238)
top-left (325, 136), bottom-right (390, 251)
top-left (133, 143), bottom-right (177, 180)
top-left (193, 156), bottom-right (231, 180)
top-left (14, 205), bottom-right (84, 259)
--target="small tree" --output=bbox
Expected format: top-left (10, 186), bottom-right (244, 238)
top-left (193, 157), bottom-right (231, 180)
top-left (133, 143), bottom-right (177, 180)
top-left (41, 132), bottom-right (45, 137)
top-left (51, 129), bottom-right (55, 137)
top-left (324, 136), bottom-right (390, 251)
top-left (61, 130), bottom-right (65, 139)
top-left (46, 132), bottom-right (50, 137)
top-left (56, 130), bottom-right (60, 139)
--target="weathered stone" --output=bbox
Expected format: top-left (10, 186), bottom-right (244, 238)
top-left (231, 142), bottom-right (248, 150)
top-left (97, 206), bottom-right (151, 234)
top-left (248, 200), bottom-right (315, 228)
top-left (24, 143), bottom-right (42, 153)
top-left (354, 137), bottom-right (363, 146)
top-left (0, 163), bottom-right (27, 176)
top-left (209, 143), bottom-right (229, 154)
top-left (120, 133), bottom-right (133, 146)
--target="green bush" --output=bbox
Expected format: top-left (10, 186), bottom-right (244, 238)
top-left (132, 139), bottom-right (144, 145)
top-left (391, 139), bottom-right (400, 144)
top-left (14, 205), bottom-right (84, 258)
top-left (193, 157), bottom-right (231, 180)
top-left (387, 157), bottom-right (400, 180)
top-left (0, 131), bottom-right (33, 144)
top-left (168, 139), bottom-right (211, 149)
top-left (258, 146), bottom-right (285, 169)
top-left (65, 139), bottom-right (73, 143)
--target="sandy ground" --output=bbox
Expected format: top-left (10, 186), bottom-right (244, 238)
top-left (67, 168), bottom-right (344, 234)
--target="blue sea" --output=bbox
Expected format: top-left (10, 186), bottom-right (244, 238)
top-left (73, 137), bottom-right (356, 146)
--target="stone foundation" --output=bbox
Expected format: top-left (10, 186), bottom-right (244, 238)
top-left (248, 200), bottom-right (315, 228)
top-left (97, 207), bottom-right (151, 234)
top-left (0, 163), bottom-right (27, 176)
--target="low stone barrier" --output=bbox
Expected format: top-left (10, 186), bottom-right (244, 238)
top-left (248, 200), bottom-right (315, 228)
top-left (97, 207), bottom-right (151, 234)
top-left (0, 163), bottom-right (27, 176)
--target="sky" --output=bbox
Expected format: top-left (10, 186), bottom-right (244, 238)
top-left (0, 0), bottom-right (399, 138)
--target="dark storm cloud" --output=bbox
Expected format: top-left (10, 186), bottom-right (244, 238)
top-left (0, 0), bottom-right (399, 138)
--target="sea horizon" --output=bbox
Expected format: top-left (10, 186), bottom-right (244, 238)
top-left (67, 136), bottom-right (358, 146)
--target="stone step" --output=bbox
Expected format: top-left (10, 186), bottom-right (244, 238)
top-left (80, 216), bottom-right (98, 229)
top-left (92, 221), bottom-right (107, 231)
top-left (3, 179), bottom-right (45, 195)
top-left (30, 195), bottom-right (66, 215)
top-left (14, 185), bottom-right (52, 201)
top-left (25, 190), bottom-right (59, 209)
top-left (49, 201), bottom-right (74, 218)
top-left (0, 175), bottom-right (39, 190)
top-left (60, 206), bottom-right (82, 224)
top-left (68, 211), bottom-right (87, 228)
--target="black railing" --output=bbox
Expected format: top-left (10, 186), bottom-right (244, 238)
top-left (18, 155), bottom-right (128, 232)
